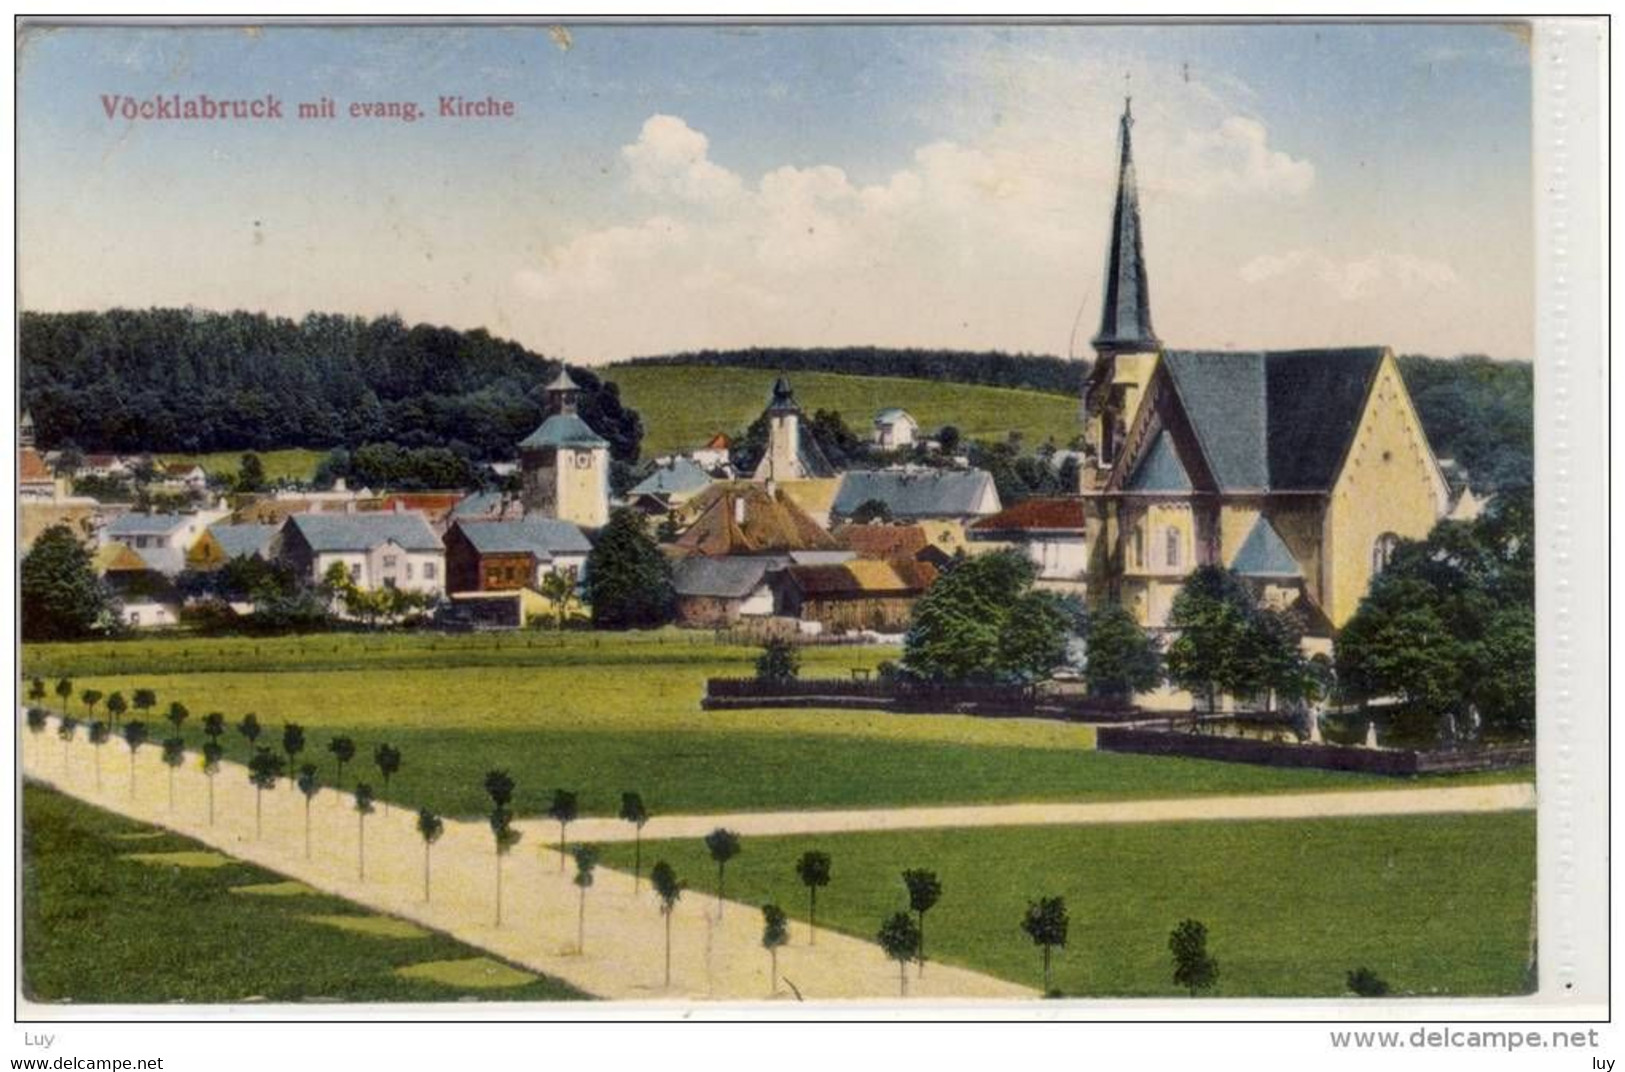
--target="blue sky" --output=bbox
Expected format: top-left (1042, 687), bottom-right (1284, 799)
top-left (18, 22), bottom-right (1532, 362)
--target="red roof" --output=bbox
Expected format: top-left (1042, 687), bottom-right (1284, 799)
top-left (20, 447), bottom-right (52, 483)
top-left (702, 432), bottom-right (732, 450)
top-left (834, 523), bottom-right (929, 559)
top-left (969, 497), bottom-right (1088, 534)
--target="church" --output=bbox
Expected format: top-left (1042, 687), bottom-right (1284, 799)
top-left (1078, 99), bottom-right (1451, 635)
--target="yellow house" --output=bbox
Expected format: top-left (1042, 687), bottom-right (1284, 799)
top-left (1076, 99), bottom-right (1448, 634)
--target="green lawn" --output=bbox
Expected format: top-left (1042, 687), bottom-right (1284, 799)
top-left (22, 632), bottom-right (1524, 818)
top-left (603, 812), bottom-right (1537, 997)
top-left (21, 783), bottom-right (587, 1003)
top-left (605, 364), bottom-right (1082, 456)
top-left (160, 448), bottom-right (325, 484)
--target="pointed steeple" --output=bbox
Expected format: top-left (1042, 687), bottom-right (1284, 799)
top-left (1091, 96), bottom-right (1159, 358)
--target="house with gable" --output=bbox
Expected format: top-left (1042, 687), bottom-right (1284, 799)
top-left (271, 511), bottom-right (446, 594)
top-left (442, 517), bottom-right (592, 594)
top-left (1076, 97), bottom-right (1451, 633)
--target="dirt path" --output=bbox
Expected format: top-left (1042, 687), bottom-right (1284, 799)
top-left (528, 782), bottom-right (1535, 844)
top-left (22, 721), bottom-right (1033, 1003)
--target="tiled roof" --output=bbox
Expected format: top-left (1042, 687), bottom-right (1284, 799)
top-left (833, 469), bottom-right (997, 520)
top-left (20, 447), bottom-right (52, 483)
top-left (629, 457), bottom-right (713, 498)
top-left (784, 558), bottom-right (937, 597)
top-left (702, 432), bottom-right (732, 450)
top-left (451, 491), bottom-right (506, 518)
top-left (519, 413), bottom-right (608, 450)
top-left (969, 497), bottom-right (1088, 534)
top-left (363, 493), bottom-right (466, 521)
top-left (676, 483), bottom-right (841, 555)
top-left (1229, 515), bottom-right (1302, 578)
top-left (453, 519), bottom-right (591, 558)
top-left (671, 556), bottom-right (774, 599)
top-left (835, 523), bottom-right (929, 559)
top-left (1157, 348), bottom-right (1386, 493)
top-left (208, 523), bottom-right (278, 559)
top-left (107, 512), bottom-right (191, 537)
top-left (1125, 431), bottom-right (1193, 493)
top-left (286, 512), bottom-right (442, 553)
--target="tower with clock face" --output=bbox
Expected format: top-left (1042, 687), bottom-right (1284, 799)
top-left (519, 368), bottom-right (610, 528)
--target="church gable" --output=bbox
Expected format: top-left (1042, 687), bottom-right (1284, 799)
top-left (1125, 431), bottom-right (1193, 492)
top-left (1228, 515), bottom-right (1302, 578)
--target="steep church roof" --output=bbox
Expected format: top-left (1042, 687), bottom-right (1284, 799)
top-left (519, 413), bottom-right (609, 450)
top-left (1091, 99), bottom-right (1159, 356)
top-left (1157, 347), bottom-right (1386, 493)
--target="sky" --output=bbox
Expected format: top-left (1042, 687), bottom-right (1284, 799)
top-left (17, 21), bottom-right (1533, 364)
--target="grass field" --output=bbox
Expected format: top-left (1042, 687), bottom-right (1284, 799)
top-left (604, 364), bottom-right (1082, 456)
top-left (21, 784), bottom-right (587, 1003)
top-left (602, 812), bottom-right (1537, 997)
top-left (160, 448), bottom-right (325, 484)
top-left (22, 633), bottom-right (1525, 819)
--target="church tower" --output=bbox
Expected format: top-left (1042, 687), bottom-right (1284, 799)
top-left (751, 376), bottom-right (833, 482)
top-left (1082, 97), bottom-right (1161, 488)
top-left (519, 367), bottom-right (610, 527)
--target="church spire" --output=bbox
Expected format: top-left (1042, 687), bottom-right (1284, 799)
top-left (1091, 95), bottom-right (1159, 358)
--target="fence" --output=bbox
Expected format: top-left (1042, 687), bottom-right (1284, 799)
top-left (702, 677), bottom-right (1140, 721)
top-left (1094, 725), bottom-right (1534, 776)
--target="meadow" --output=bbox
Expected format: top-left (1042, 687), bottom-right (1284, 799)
top-left (21, 784), bottom-right (586, 1003)
top-left (160, 447), bottom-right (326, 484)
top-left (23, 633), bottom-right (1523, 819)
top-left (602, 364), bottom-right (1083, 456)
top-left (602, 812), bottom-right (1537, 997)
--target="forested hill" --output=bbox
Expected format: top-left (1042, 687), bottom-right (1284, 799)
top-left (19, 309), bottom-right (643, 462)
top-left (624, 346), bottom-right (1089, 396)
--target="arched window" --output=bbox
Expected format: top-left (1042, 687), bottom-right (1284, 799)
top-left (1372, 532), bottom-right (1400, 576)
top-left (1130, 527), bottom-right (1145, 570)
top-left (1164, 527), bottom-right (1182, 570)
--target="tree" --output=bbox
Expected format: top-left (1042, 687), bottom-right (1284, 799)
top-left (238, 712), bottom-right (262, 750)
top-left (160, 737), bottom-right (186, 808)
top-left (1021, 896), bottom-right (1069, 995)
top-left (201, 741), bottom-right (224, 825)
top-left (54, 677), bottom-right (73, 710)
top-left (1169, 919), bottom-right (1219, 996)
top-left (328, 735), bottom-right (356, 787)
top-left (795, 850), bottom-right (832, 945)
top-left (121, 721), bottom-right (149, 799)
top-left (619, 791), bottom-right (650, 892)
top-left (164, 701), bottom-right (190, 739)
top-left (80, 688), bottom-right (103, 721)
top-left (1346, 966), bottom-right (1390, 997)
top-left (539, 570), bottom-right (578, 629)
top-left (849, 498), bottom-right (893, 525)
top-left (296, 763), bottom-right (320, 859)
top-left (761, 903), bottom-right (790, 994)
top-left (651, 861), bottom-right (685, 988)
top-left (353, 783), bottom-right (376, 880)
top-left (28, 677), bottom-right (46, 703)
top-left (488, 805), bottom-right (521, 927)
top-left (237, 452), bottom-right (267, 493)
top-left (1165, 567), bottom-right (1256, 711)
top-left (583, 507), bottom-right (675, 629)
top-left (202, 711), bottom-right (225, 743)
top-left (1081, 603), bottom-right (1164, 699)
top-left (704, 828), bottom-right (742, 918)
top-left (247, 747), bottom-right (284, 838)
top-left (373, 743), bottom-right (402, 813)
top-left (25, 707), bottom-right (49, 737)
top-left (21, 525), bottom-right (114, 639)
top-left (484, 768), bottom-right (516, 809)
top-left (57, 714), bottom-right (79, 773)
top-left (903, 550), bottom-right (1069, 683)
top-left (104, 691), bottom-right (127, 731)
top-left (572, 843), bottom-right (600, 954)
top-left (754, 638), bottom-right (800, 685)
top-left (280, 723), bottom-right (307, 789)
top-left (877, 911), bottom-right (922, 997)
top-left (902, 868), bottom-right (943, 976)
top-left (417, 808), bottom-right (445, 903)
top-left (131, 688), bottom-right (157, 726)
top-left (87, 720), bottom-right (109, 790)
top-left (548, 789), bottom-right (579, 873)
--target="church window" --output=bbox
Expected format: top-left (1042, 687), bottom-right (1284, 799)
top-left (1372, 532), bottom-right (1400, 575)
top-left (1130, 527), bottom-right (1144, 569)
top-left (1164, 527), bottom-right (1181, 570)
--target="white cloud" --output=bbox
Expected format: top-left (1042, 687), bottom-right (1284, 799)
top-left (1239, 249), bottom-right (1459, 301)
top-left (620, 114), bottom-right (742, 206)
top-left (1173, 116), bottom-right (1316, 199)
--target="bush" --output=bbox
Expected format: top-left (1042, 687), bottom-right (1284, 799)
top-left (1346, 967), bottom-right (1390, 997)
top-left (754, 638), bottom-right (800, 685)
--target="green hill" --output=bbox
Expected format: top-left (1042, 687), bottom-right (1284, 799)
top-left (605, 364), bottom-right (1081, 457)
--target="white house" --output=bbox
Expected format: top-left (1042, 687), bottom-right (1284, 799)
top-left (967, 497), bottom-right (1090, 594)
top-left (832, 467), bottom-right (1002, 524)
top-left (872, 408), bottom-right (919, 450)
top-left (272, 512), bottom-right (446, 594)
top-left (103, 507), bottom-right (230, 573)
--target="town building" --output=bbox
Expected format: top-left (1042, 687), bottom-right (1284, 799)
top-left (834, 522), bottom-right (957, 569)
top-left (187, 522), bottom-right (279, 569)
top-left (103, 508), bottom-right (228, 575)
top-left (442, 518), bottom-right (592, 594)
top-left (627, 456), bottom-right (714, 510)
top-left (751, 377), bottom-right (836, 482)
top-left (872, 408), bottom-right (919, 450)
top-left (19, 447), bottom-right (58, 501)
top-left (95, 543), bottom-right (181, 628)
top-left (772, 559), bottom-right (939, 634)
top-left (967, 497), bottom-right (1090, 594)
top-left (519, 368), bottom-right (611, 528)
top-left (672, 482), bottom-right (843, 558)
top-left (271, 512), bottom-right (445, 594)
top-left (1077, 98), bottom-right (1451, 632)
top-left (670, 556), bottom-right (779, 628)
top-left (831, 467), bottom-right (1001, 525)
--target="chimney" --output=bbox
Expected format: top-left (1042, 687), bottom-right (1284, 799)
top-left (394, 500), bottom-right (405, 514)
top-left (733, 494), bottom-right (747, 526)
